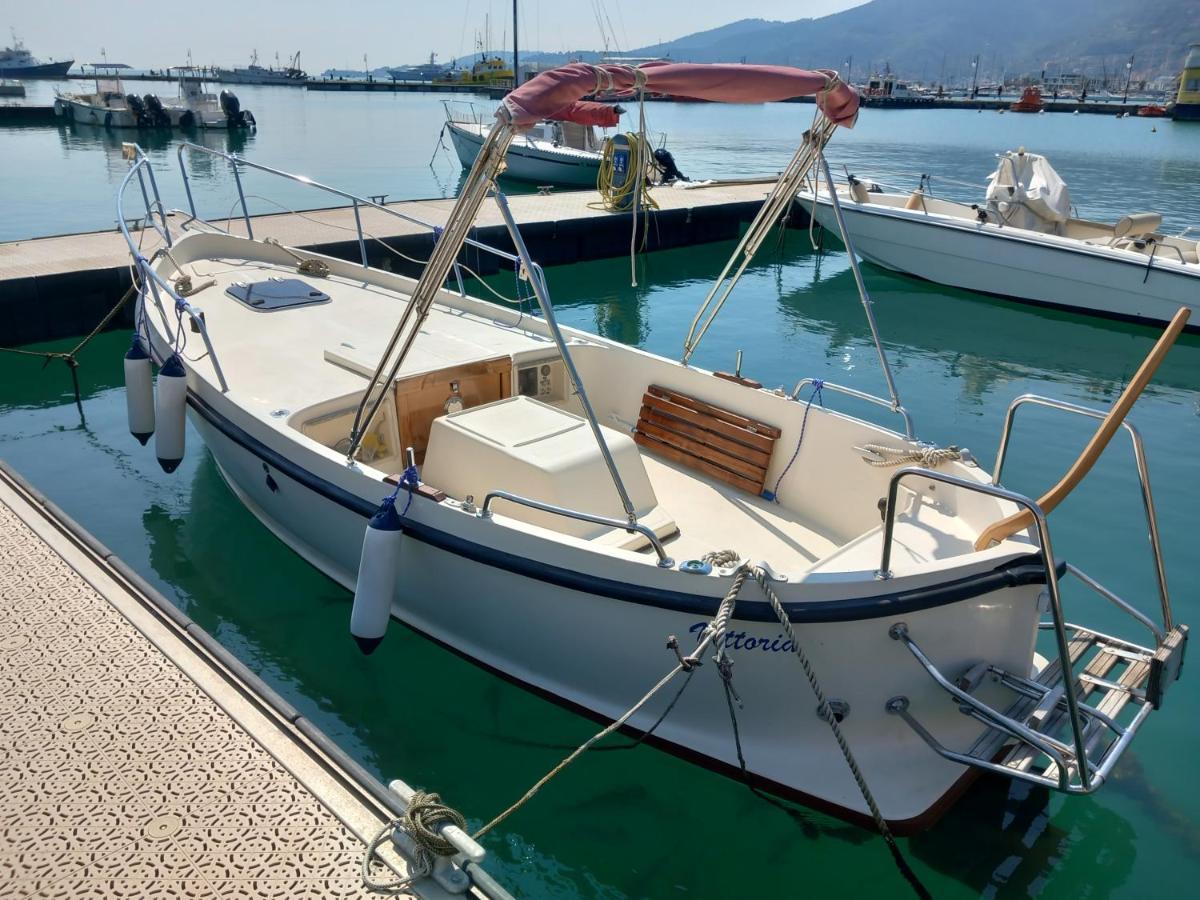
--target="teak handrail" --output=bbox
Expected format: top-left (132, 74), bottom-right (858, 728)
top-left (975, 306), bottom-right (1190, 550)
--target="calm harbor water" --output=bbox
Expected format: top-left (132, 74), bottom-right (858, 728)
top-left (1, 79), bottom-right (1198, 241)
top-left (2, 86), bottom-right (1199, 898)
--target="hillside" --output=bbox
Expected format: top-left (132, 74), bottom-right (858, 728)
top-left (630, 0), bottom-right (1198, 82)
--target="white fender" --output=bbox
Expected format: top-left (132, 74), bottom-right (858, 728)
top-left (123, 333), bottom-right (154, 445)
top-left (155, 354), bottom-right (187, 473)
top-left (351, 495), bottom-right (404, 655)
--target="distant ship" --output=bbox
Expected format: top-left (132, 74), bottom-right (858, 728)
top-left (217, 50), bottom-right (306, 86)
top-left (0, 31), bottom-right (73, 78)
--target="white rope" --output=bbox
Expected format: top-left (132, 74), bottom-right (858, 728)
top-left (859, 443), bottom-right (963, 468)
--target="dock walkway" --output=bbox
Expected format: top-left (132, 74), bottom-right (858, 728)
top-left (0, 461), bottom-right (500, 898)
top-left (0, 180), bottom-right (778, 345)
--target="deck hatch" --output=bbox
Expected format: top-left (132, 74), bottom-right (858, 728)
top-left (226, 278), bottom-right (331, 312)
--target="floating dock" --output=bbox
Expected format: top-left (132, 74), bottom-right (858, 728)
top-left (0, 460), bottom-right (509, 899)
top-left (0, 179), bottom-right (786, 345)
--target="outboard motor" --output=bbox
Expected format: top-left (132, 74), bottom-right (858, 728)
top-left (124, 93), bottom-right (147, 127)
top-left (652, 148), bottom-right (688, 184)
top-left (143, 93), bottom-right (170, 128)
top-left (219, 89), bottom-right (252, 128)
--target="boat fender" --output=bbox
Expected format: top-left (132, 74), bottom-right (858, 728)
top-left (123, 332), bottom-right (155, 445)
top-left (104, 110), bottom-right (112, 128)
top-left (350, 494), bottom-right (405, 655)
top-left (154, 353), bottom-right (187, 473)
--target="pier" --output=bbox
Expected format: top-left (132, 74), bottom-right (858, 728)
top-left (0, 180), bottom-right (786, 346)
top-left (0, 460), bottom-right (509, 898)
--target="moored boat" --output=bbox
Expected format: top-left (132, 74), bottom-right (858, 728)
top-left (55, 72), bottom-right (255, 130)
top-left (115, 63), bottom-right (1187, 835)
top-left (799, 149), bottom-right (1200, 327)
top-left (0, 31), bottom-right (72, 78)
top-left (1009, 85), bottom-right (1045, 112)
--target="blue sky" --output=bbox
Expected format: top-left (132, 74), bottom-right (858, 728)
top-left (1, 1), bottom-right (864, 70)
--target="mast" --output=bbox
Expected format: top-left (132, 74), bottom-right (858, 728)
top-left (513, 0), bottom-right (519, 86)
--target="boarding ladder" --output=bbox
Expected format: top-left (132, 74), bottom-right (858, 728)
top-left (880, 394), bottom-right (1187, 794)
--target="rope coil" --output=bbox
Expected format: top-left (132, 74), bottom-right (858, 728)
top-left (859, 442), bottom-right (963, 468)
top-left (362, 790), bottom-right (468, 893)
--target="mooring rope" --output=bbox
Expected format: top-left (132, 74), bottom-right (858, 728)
top-left (859, 442), bottom-right (963, 468)
top-left (362, 790), bottom-right (468, 893)
top-left (0, 282), bottom-right (138, 417)
top-left (747, 565), bottom-right (932, 899)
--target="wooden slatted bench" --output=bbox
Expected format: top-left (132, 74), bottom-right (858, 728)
top-left (633, 384), bottom-right (782, 495)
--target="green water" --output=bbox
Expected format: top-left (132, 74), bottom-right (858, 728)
top-left (2, 230), bottom-right (1198, 897)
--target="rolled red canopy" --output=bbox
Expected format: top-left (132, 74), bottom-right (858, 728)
top-left (545, 100), bottom-right (621, 128)
top-left (502, 62), bottom-right (859, 128)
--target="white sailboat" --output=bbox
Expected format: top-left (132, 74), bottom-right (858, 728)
top-left (115, 63), bottom-right (1186, 833)
top-left (798, 149), bottom-right (1200, 327)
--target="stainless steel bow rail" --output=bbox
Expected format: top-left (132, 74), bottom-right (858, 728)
top-left (877, 397), bottom-right (1187, 796)
top-left (172, 141), bottom-right (538, 296)
top-left (118, 145), bottom-right (229, 392)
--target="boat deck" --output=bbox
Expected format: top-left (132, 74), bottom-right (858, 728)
top-left (0, 462), bottom-right (479, 899)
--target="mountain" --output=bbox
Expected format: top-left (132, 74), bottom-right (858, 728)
top-left (629, 0), bottom-right (1200, 82)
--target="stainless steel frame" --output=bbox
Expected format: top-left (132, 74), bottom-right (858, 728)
top-left (789, 377), bottom-right (916, 440)
top-left (118, 146), bottom-right (229, 392)
top-left (878, 462), bottom-right (1181, 795)
top-left (992, 392), bottom-right (1172, 630)
top-left (479, 490), bottom-right (674, 568)
top-left (492, 189), bottom-right (639, 525)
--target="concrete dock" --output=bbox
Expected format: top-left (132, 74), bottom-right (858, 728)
top-left (0, 461), bottom-right (507, 899)
top-left (0, 179), bottom-right (784, 346)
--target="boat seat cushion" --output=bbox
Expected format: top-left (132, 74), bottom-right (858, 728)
top-left (633, 385), bottom-right (781, 496)
top-left (1112, 212), bottom-right (1162, 240)
top-left (421, 395), bottom-right (676, 550)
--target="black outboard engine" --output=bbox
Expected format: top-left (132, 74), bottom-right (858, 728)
top-left (219, 89), bottom-right (253, 128)
top-left (143, 94), bottom-right (170, 128)
top-left (125, 93), bottom-right (147, 127)
top-left (652, 148), bottom-right (688, 184)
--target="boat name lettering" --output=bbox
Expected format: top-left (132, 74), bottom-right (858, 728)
top-left (688, 622), bottom-right (795, 653)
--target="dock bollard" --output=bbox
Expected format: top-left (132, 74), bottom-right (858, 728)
top-left (387, 778), bottom-right (485, 894)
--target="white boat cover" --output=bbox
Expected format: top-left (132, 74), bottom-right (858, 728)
top-left (985, 150), bottom-right (1071, 233)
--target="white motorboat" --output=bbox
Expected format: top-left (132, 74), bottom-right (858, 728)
top-left (56, 73), bottom-right (255, 130)
top-left (115, 63), bottom-right (1187, 835)
top-left (445, 101), bottom-right (611, 187)
top-left (799, 149), bottom-right (1200, 327)
top-left (0, 30), bottom-right (72, 77)
top-left (0, 78), bottom-right (25, 97)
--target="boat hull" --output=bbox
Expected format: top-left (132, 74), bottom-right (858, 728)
top-left (57, 96), bottom-right (235, 129)
top-left (447, 121), bottom-right (600, 187)
top-left (0, 59), bottom-right (72, 77)
top-left (804, 196), bottom-right (1200, 327)
top-left (171, 376), bottom-right (1046, 831)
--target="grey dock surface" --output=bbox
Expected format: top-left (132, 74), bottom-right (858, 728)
top-left (0, 180), bottom-right (782, 345)
top-left (0, 461), bottom-right (500, 899)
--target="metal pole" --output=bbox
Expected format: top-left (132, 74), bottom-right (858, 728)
top-left (177, 146), bottom-right (198, 220)
top-left (140, 157), bottom-right (173, 247)
top-left (492, 189), bottom-right (638, 524)
top-left (512, 0), bottom-right (519, 86)
top-left (817, 152), bottom-right (903, 413)
top-left (229, 154), bottom-right (253, 239)
top-left (351, 199), bottom-right (368, 267)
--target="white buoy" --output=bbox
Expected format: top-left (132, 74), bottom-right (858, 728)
top-left (351, 495), bottom-right (404, 654)
top-left (123, 333), bottom-right (154, 445)
top-left (155, 353), bottom-right (187, 473)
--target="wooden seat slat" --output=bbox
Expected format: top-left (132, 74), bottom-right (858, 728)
top-left (635, 385), bottom-right (780, 497)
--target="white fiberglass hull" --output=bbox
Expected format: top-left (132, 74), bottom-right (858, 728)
top-left (803, 195), bottom-right (1200, 327)
top-left (136, 232), bottom-right (1052, 830)
top-left (448, 121), bottom-right (600, 187)
top-left (57, 96), bottom-right (233, 129)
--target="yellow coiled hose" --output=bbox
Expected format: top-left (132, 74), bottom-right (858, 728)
top-left (594, 132), bottom-right (660, 213)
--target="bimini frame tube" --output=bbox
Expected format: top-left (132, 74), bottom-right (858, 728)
top-left (816, 151), bottom-right (903, 416)
top-left (345, 119), bottom-right (516, 461)
top-left (492, 190), bottom-right (638, 523)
